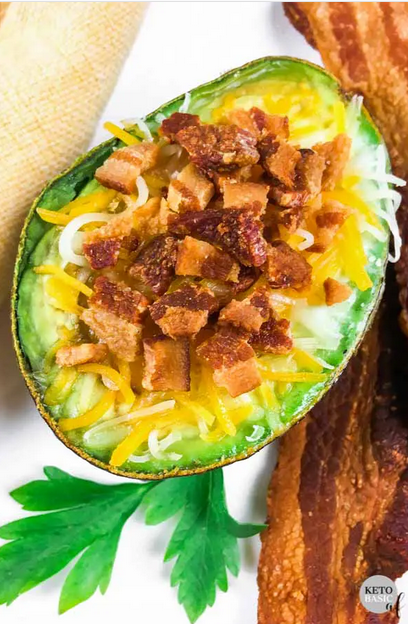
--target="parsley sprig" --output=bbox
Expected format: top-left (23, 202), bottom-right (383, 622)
top-left (0, 466), bottom-right (265, 622)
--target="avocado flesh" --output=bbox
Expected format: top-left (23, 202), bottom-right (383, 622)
top-left (13, 57), bottom-right (390, 479)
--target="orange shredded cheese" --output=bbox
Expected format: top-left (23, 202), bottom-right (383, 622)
top-left (261, 371), bottom-right (327, 383)
top-left (34, 265), bottom-right (93, 298)
top-left (104, 122), bottom-right (140, 146)
top-left (323, 189), bottom-right (382, 230)
top-left (44, 367), bottom-right (78, 406)
top-left (60, 390), bottom-right (116, 432)
top-left (77, 364), bottom-right (135, 405)
top-left (293, 349), bottom-right (324, 373)
top-left (45, 276), bottom-right (84, 316)
top-left (337, 215), bottom-right (373, 291)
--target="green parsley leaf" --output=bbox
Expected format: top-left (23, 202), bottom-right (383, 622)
top-left (0, 467), bottom-right (153, 612)
top-left (143, 468), bottom-right (266, 623)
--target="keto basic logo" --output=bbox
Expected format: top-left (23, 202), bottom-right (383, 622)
top-left (359, 575), bottom-right (398, 614)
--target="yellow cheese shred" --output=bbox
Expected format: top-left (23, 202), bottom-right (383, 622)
top-left (333, 101), bottom-right (346, 134)
top-left (36, 209), bottom-right (71, 226)
top-left (323, 189), bottom-right (382, 230)
top-left (34, 265), bottom-right (94, 298)
top-left (59, 390), bottom-right (116, 432)
top-left (45, 277), bottom-right (84, 316)
top-left (337, 215), bottom-right (373, 291)
top-left (77, 364), bottom-right (135, 406)
top-left (37, 190), bottom-right (116, 225)
top-left (44, 367), bottom-right (78, 406)
top-left (293, 349), bottom-right (324, 373)
top-left (104, 122), bottom-right (141, 146)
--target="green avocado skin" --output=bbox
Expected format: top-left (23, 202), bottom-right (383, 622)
top-left (12, 57), bottom-right (388, 480)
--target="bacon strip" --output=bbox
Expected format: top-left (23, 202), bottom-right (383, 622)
top-left (258, 286), bottom-right (408, 623)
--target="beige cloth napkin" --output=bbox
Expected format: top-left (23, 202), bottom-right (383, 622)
top-left (0, 1), bottom-right (147, 305)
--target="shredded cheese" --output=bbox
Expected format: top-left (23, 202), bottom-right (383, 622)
top-left (77, 364), bottom-right (135, 405)
top-left (323, 189), bottom-right (382, 230)
top-left (45, 276), bottom-right (83, 316)
top-left (104, 122), bottom-right (141, 146)
top-left (59, 390), bottom-right (116, 432)
top-left (44, 367), bottom-right (78, 405)
top-left (36, 209), bottom-right (71, 226)
top-left (293, 348), bottom-right (324, 373)
top-left (261, 371), bottom-right (327, 383)
top-left (34, 265), bottom-right (94, 297)
top-left (337, 215), bottom-right (373, 291)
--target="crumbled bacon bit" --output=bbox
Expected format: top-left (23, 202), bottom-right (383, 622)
top-left (90, 276), bottom-right (149, 323)
top-left (309, 200), bottom-right (351, 252)
top-left (324, 277), bottom-right (352, 306)
top-left (128, 196), bottom-right (164, 240)
top-left (176, 236), bottom-right (240, 282)
top-left (230, 265), bottom-right (259, 294)
top-left (223, 181), bottom-right (269, 214)
top-left (170, 208), bottom-right (267, 267)
top-left (83, 238), bottom-right (122, 270)
top-left (150, 284), bottom-right (218, 339)
top-left (160, 112), bottom-right (200, 141)
top-left (226, 109), bottom-right (259, 136)
top-left (280, 206), bottom-right (303, 233)
top-left (56, 343), bottom-right (108, 367)
top-left (95, 142), bottom-right (159, 194)
top-left (296, 148), bottom-right (325, 197)
top-left (262, 240), bottom-right (312, 290)
top-left (249, 316), bottom-right (293, 354)
top-left (175, 123), bottom-right (260, 172)
top-left (314, 134), bottom-right (352, 190)
top-left (197, 329), bottom-right (261, 397)
top-left (129, 235), bottom-right (179, 295)
top-left (142, 335), bottom-right (190, 391)
top-left (167, 163), bottom-right (214, 214)
top-left (81, 306), bottom-right (143, 361)
top-left (259, 136), bottom-right (301, 188)
top-left (212, 165), bottom-right (253, 193)
top-left (269, 182), bottom-right (309, 208)
top-left (250, 107), bottom-right (289, 140)
top-left (219, 287), bottom-right (272, 333)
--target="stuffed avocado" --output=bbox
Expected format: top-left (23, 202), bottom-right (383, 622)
top-left (13, 57), bottom-right (402, 479)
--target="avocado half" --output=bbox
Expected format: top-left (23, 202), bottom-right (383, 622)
top-left (12, 57), bottom-right (392, 480)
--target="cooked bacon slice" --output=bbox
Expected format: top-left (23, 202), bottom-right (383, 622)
top-left (218, 287), bottom-right (272, 333)
top-left (83, 238), bottom-right (122, 271)
top-left (160, 112), bottom-right (200, 141)
top-left (197, 329), bottom-right (261, 397)
top-left (170, 208), bottom-right (267, 267)
top-left (314, 134), bottom-right (352, 191)
top-left (150, 284), bottom-right (218, 339)
top-left (142, 335), bottom-right (190, 391)
top-left (297, 148), bottom-right (325, 197)
top-left (324, 278), bottom-right (352, 306)
top-left (95, 142), bottom-right (159, 194)
top-left (175, 123), bottom-right (260, 172)
top-left (310, 200), bottom-right (351, 252)
top-left (81, 306), bottom-right (143, 361)
top-left (250, 107), bottom-right (289, 140)
top-left (249, 316), bottom-right (293, 354)
top-left (90, 276), bottom-right (149, 323)
top-left (83, 201), bottom-right (142, 269)
top-left (259, 136), bottom-right (301, 188)
top-left (129, 235), bottom-right (179, 295)
top-left (262, 240), bottom-right (312, 290)
top-left (223, 181), bottom-right (269, 214)
top-left (167, 163), bottom-right (214, 214)
top-left (56, 343), bottom-right (108, 367)
top-left (176, 236), bottom-right (240, 282)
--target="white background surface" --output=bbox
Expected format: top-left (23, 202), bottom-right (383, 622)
top-left (0, 2), bottom-right (406, 623)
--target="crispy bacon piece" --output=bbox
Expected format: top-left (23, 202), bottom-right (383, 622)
top-left (170, 208), bottom-right (267, 267)
top-left (259, 136), bottom-right (301, 188)
top-left (128, 196), bottom-right (164, 240)
top-left (197, 329), bottom-right (261, 397)
top-left (56, 343), bottom-right (108, 367)
top-left (218, 287), bottom-right (272, 333)
top-left (222, 181), bottom-right (269, 214)
top-left (90, 276), bottom-right (148, 323)
top-left (297, 148), bottom-right (325, 197)
top-left (129, 235), bottom-right (179, 295)
top-left (268, 182), bottom-right (309, 209)
top-left (324, 277), bottom-right (352, 306)
top-left (142, 335), bottom-right (190, 391)
top-left (262, 240), bottom-right (312, 290)
top-left (167, 163), bottom-right (214, 214)
top-left (314, 134), bottom-right (352, 190)
top-left (81, 306), bottom-right (142, 362)
top-left (150, 284), bottom-right (218, 339)
top-left (95, 142), bottom-right (159, 194)
top-left (230, 265), bottom-right (259, 294)
top-left (310, 200), bottom-right (351, 252)
top-left (225, 109), bottom-right (259, 137)
top-left (249, 316), bottom-right (293, 354)
top-left (176, 236), bottom-right (240, 282)
top-left (212, 165), bottom-right (253, 193)
top-left (175, 123), bottom-right (260, 172)
top-left (250, 107), bottom-right (290, 140)
top-left (160, 112), bottom-right (200, 141)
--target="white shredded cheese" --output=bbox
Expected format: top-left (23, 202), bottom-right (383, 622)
top-left (179, 92), bottom-right (191, 113)
top-left (245, 425), bottom-right (265, 442)
top-left (148, 430), bottom-right (182, 461)
top-left (58, 213), bottom-right (114, 267)
top-left (135, 176), bottom-right (149, 208)
top-left (85, 400), bottom-right (176, 439)
top-left (296, 228), bottom-right (315, 251)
